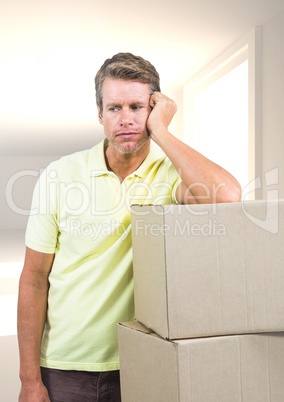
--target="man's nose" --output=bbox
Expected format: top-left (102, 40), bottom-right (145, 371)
top-left (120, 108), bottom-right (133, 125)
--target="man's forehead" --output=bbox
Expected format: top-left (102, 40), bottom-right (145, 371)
top-left (105, 97), bottom-right (148, 105)
top-left (102, 79), bottom-right (151, 105)
top-left (103, 78), bottom-right (150, 93)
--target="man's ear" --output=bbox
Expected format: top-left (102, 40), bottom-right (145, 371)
top-left (97, 105), bottom-right (103, 125)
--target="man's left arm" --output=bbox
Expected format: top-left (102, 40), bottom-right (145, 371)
top-left (147, 92), bottom-right (242, 204)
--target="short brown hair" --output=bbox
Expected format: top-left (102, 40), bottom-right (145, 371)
top-left (95, 52), bottom-right (161, 111)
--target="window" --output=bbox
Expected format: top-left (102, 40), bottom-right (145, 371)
top-left (184, 28), bottom-right (261, 200)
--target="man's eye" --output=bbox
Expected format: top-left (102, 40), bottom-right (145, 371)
top-left (109, 107), bottom-right (119, 112)
top-left (131, 105), bottom-right (141, 110)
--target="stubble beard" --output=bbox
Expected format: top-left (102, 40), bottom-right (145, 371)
top-left (110, 135), bottom-right (150, 155)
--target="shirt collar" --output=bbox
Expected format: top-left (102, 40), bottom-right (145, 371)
top-left (88, 139), bottom-right (165, 178)
top-left (131, 142), bottom-right (165, 178)
top-left (88, 139), bottom-right (109, 177)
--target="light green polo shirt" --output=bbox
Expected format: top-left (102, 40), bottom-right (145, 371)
top-left (25, 139), bottom-right (181, 372)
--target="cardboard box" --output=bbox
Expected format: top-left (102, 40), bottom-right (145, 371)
top-left (131, 201), bottom-right (284, 339)
top-left (118, 321), bottom-right (284, 402)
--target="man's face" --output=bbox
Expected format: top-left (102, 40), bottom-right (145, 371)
top-left (98, 78), bottom-right (152, 155)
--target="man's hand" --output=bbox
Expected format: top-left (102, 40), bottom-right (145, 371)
top-left (147, 92), bottom-right (177, 141)
top-left (19, 381), bottom-right (51, 402)
top-left (145, 92), bottom-right (241, 204)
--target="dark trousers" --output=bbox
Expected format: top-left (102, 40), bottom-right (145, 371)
top-left (41, 367), bottom-right (122, 402)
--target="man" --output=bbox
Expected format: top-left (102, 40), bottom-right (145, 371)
top-left (17, 53), bottom-right (241, 402)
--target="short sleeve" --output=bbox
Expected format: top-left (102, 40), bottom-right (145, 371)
top-left (25, 164), bottom-right (59, 254)
top-left (166, 158), bottom-right (182, 204)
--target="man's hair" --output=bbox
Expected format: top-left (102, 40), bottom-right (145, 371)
top-left (95, 52), bottom-right (161, 111)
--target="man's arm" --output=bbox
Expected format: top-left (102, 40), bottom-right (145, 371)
top-left (147, 92), bottom-right (242, 204)
top-left (17, 247), bottom-right (54, 402)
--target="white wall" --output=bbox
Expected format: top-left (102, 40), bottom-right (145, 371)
top-left (261, 10), bottom-right (284, 199)
top-left (1, 10), bottom-right (283, 401)
top-left (0, 336), bottom-right (20, 401)
top-left (0, 156), bottom-right (58, 400)
top-left (0, 155), bottom-right (60, 230)
top-left (0, 232), bottom-right (24, 401)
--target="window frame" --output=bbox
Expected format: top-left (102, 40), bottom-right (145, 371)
top-left (183, 27), bottom-right (262, 200)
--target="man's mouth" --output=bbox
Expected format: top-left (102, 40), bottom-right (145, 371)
top-left (116, 132), bottom-right (138, 138)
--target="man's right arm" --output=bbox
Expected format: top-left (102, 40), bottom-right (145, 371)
top-left (17, 247), bottom-right (55, 402)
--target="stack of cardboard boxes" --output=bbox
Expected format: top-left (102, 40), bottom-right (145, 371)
top-left (118, 201), bottom-right (284, 402)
